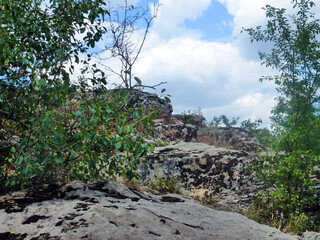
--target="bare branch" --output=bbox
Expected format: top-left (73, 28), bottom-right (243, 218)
top-left (131, 81), bottom-right (167, 90)
top-left (95, 1), bottom-right (162, 89)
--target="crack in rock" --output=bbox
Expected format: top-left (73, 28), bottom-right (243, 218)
top-left (22, 215), bottom-right (50, 225)
top-left (144, 208), bottom-right (204, 230)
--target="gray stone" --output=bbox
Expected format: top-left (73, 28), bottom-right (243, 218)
top-left (154, 123), bottom-right (198, 142)
top-left (141, 142), bottom-right (260, 211)
top-left (0, 180), bottom-right (301, 240)
top-left (125, 90), bottom-right (173, 124)
top-left (172, 114), bottom-right (205, 127)
top-left (196, 127), bottom-right (261, 151)
top-left (302, 231), bottom-right (320, 240)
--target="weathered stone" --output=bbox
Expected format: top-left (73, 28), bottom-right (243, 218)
top-left (0, 180), bottom-right (301, 240)
top-left (124, 90), bottom-right (173, 124)
top-left (154, 123), bottom-right (198, 142)
top-left (172, 114), bottom-right (205, 127)
top-left (196, 127), bottom-right (262, 151)
top-left (141, 142), bottom-right (259, 211)
top-left (302, 231), bottom-right (320, 240)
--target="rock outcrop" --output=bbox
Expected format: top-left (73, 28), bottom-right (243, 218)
top-left (196, 127), bottom-right (261, 151)
top-left (125, 90), bottom-right (173, 124)
top-left (0, 180), bottom-right (303, 240)
top-left (171, 114), bottom-right (205, 127)
top-left (154, 123), bottom-right (198, 142)
top-left (141, 142), bottom-right (258, 211)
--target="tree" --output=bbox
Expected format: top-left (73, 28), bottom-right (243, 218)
top-left (240, 118), bottom-right (274, 146)
top-left (240, 118), bottom-right (262, 133)
top-left (244, 0), bottom-right (320, 152)
top-left (0, 0), bottom-right (156, 190)
top-left (210, 115), bottom-right (239, 127)
top-left (243, 0), bottom-right (320, 232)
top-left (96, 0), bottom-right (166, 89)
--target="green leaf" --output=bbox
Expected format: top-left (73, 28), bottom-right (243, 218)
top-left (17, 156), bottom-right (24, 165)
top-left (54, 157), bottom-right (64, 164)
top-left (115, 142), bottom-right (121, 151)
top-left (82, 119), bottom-right (89, 126)
top-left (22, 166), bottom-right (30, 176)
top-left (134, 77), bottom-right (142, 85)
top-left (164, 96), bottom-right (171, 103)
top-left (10, 147), bottom-right (16, 153)
top-left (74, 111), bottom-right (81, 117)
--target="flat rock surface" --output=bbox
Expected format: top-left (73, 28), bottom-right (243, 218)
top-left (0, 180), bottom-right (302, 240)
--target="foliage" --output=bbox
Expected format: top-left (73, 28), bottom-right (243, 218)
top-left (243, 0), bottom-right (320, 152)
top-left (180, 107), bottom-right (204, 125)
top-left (253, 150), bottom-right (318, 214)
top-left (245, 193), bottom-right (317, 235)
top-left (148, 177), bottom-right (181, 194)
top-left (198, 191), bottom-right (218, 206)
top-left (240, 118), bottom-right (262, 133)
top-left (243, 0), bottom-right (320, 232)
top-left (209, 115), bottom-right (240, 128)
top-left (240, 118), bottom-right (275, 146)
top-left (0, 0), bottom-right (157, 190)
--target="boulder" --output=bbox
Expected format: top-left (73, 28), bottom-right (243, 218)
top-left (125, 90), bottom-right (173, 124)
top-left (154, 123), bottom-right (198, 142)
top-left (0, 180), bottom-right (301, 240)
top-left (172, 114), bottom-right (205, 127)
top-left (196, 127), bottom-right (261, 151)
top-left (141, 142), bottom-right (260, 211)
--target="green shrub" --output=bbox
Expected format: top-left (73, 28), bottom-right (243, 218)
top-left (245, 193), bottom-right (317, 235)
top-left (0, 0), bottom-right (158, 190)
top-left (148, 177), bottom-right (181, 194)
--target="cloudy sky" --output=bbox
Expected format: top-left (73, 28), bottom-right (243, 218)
top-left (92, 0), bottom-right (319, 127)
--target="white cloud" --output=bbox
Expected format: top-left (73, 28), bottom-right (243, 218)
top-left (135, 35), bottom-right (277, 124)
top-left (95, 0), bottom-right (320, 126)
top-left (216, 0), bottom-right (294, 36)
top-left (201, 92), bottom-right (276, 127)
top-left (151, 0), bottom-right (211, 39)
top-left (132, 0), bottom-right (282, 125)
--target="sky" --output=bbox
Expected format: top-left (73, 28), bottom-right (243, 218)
top-left (84, 0), bottom-right (320, 127)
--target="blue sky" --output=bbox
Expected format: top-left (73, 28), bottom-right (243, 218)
top-left (85, 0), bottom-right (320, 127)
top-left (184, 1), bottom-right (234, 41)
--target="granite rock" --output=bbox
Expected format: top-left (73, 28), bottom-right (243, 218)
top-left (172, 114), bottom-right (205, 127)
top-left (0, 180), bottom-right (301, 240)
top-left (196, 127), bottom-right (262, 151)
top-left (141, 142), bottom-right (259, 211)
top-left (154, 123), bottom-right (198, 142)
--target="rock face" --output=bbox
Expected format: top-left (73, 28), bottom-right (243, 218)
top-left (154, 123), bottom-right (198, 142)
top-left (141, 103), bottom-right (262, 210)
top-left (0, 180), bottom-right (301, 240)
top-left (141, 142), bottom-right (258, 211)
top-left (172, 114), bottom-right (205, 127)
top-left (196, 127), bottom-right (261, 151)
top-left (126, 90), bottom-right (173, 124)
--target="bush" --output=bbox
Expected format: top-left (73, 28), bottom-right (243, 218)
top-left (148, 177), bottom-right (181, 194)
top-left (0, 0), bottom-right (158, 191)
top-left (245, 193), bottom-right (317, 235)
